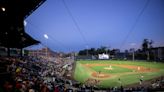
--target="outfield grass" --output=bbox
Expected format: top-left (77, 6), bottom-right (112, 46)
top-left (73, 60), bottom-right (164, 88)
top-left (91, 65), bottom-right (132, 74)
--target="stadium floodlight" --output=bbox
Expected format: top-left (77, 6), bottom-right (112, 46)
top-left (44, 34), bottom-right (49, 39)
top-left (44, 34), bottom-right (49, 58)
top-left (1, 7), bottom-right (5, 11)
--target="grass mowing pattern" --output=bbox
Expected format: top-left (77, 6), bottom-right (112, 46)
top-left (73, 60), bottom-right (164, 88)
top-left (74, 62), bottom-right (91, 83)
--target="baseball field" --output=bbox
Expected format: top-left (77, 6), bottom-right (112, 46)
top-left (73, 60), bottom-right (164, 88)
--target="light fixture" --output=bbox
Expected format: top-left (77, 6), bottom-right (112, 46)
top-left (1, 7), bottom-right (5, 12)
top-left (44, 34), bottom-right (49, 39)
top-left (24, 20), bottom-right (27, 26)
top-left (20, 33), bottom-right (23, 36)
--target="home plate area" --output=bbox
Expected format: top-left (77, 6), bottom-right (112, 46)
top-left (91, 72), bottom-right (111, 78)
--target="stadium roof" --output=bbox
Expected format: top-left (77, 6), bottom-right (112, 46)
top-left (0, 0), bottom-right (45, 48)
top-left (0, 0), bottom-right (46, 19)
top-left (0, 32), bottom-right (40, 48)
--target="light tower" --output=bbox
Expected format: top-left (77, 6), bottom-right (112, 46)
top-left (130, 43), bottom-right (136, 61)
top-left (44, 34), bottom-right (49, 58)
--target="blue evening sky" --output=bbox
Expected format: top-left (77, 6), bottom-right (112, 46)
top-left (25, 0), bottom-right (164, 52)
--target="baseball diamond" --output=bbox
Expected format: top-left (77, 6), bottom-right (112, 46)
top-left (74, 60), bottom-right (164, 88)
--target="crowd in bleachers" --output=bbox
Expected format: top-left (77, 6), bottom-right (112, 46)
top-left (0, 56), bottom-right (76, 92)
top-left (0, 56), bottom-right (164, 92)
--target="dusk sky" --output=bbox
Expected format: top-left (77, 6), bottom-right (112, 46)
top-left (25, 0), bottom-right (164, 52)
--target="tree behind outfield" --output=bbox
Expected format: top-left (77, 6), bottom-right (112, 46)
top-left (142, 39), bottom-right (153, 60)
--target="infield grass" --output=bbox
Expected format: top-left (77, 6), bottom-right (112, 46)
top-left (73, 60), bottom-right (164, 88)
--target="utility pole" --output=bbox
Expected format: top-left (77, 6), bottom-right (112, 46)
top-left (106, 45), bottom-right (110, 54)
top-left (86, 45), bottom-right (88, 56)
top-left (132, 48), bottom-right (135, 61)
top-left (130, 43), bottom-right (136, 61)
